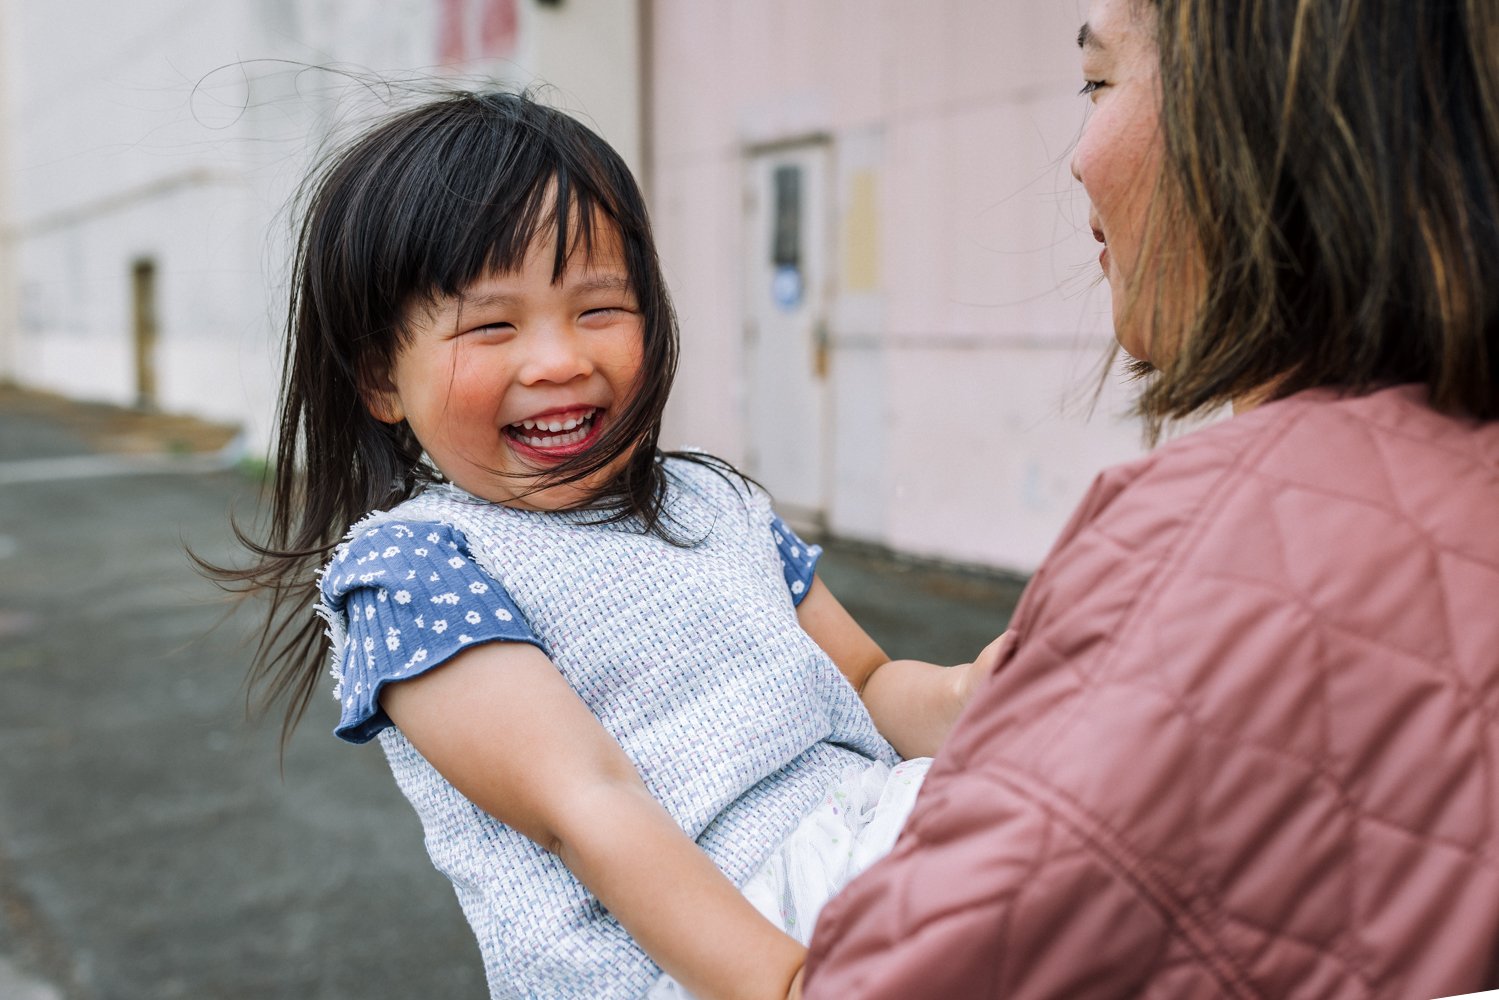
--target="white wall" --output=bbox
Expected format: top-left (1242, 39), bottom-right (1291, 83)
top-left (525, 0), bottom-right (641, 170)
top-left (649, 0), bottom-right (1145, 574)
top-left (0, 0), bottom-right (641, 452)
top-left (2, 0), bottom-right (279, 439)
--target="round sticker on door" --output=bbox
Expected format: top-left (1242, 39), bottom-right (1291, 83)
top-left (772, 265), bottom-right (804, 311)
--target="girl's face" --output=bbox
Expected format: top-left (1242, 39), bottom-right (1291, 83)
top-left (368, 223), bottom-right (646, 511)
top-left (1072, 0), bottom-right (1173, 363)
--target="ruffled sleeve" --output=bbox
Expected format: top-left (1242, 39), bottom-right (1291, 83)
top-left (769, 513), bottom-right (822, 605)
top-left (318, 520), bottom-right (545, 744)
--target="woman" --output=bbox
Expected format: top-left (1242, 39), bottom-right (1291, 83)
top-left (801, 0), bottom-right (1499, 997)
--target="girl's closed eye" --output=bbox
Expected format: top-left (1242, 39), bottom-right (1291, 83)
top-left (1079, 79), bottom-right (1107, 97)
top-left (579, 304), bottom-right (636, 327)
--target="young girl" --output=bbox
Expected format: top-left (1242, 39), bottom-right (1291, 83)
top-left (228, 91), bottom-right (999, 1000)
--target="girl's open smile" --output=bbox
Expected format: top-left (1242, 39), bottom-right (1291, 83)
top-left (505, 405), bottom-right (605, 458)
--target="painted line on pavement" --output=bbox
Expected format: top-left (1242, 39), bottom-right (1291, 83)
top-left (0, 434), bottom-right (248, 485)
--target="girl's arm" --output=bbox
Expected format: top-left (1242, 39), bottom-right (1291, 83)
top-left (796, 576), bottom-right (1010, 759)
top-left (381, 641), bottom-right (805, 1000)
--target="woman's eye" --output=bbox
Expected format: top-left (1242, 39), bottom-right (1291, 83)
top-left (1078, 79), bottom-right (1106, 97)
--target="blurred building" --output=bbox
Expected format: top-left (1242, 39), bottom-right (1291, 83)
top-left (0, 0), bottom-right (640, 451)
top-left (646, 1), bottom-right (1144, 572)
top-left (0, 0), bottom-right (1143, 575)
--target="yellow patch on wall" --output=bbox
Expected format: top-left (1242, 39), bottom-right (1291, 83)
top-left (842, 170), bottom-right (880, 293)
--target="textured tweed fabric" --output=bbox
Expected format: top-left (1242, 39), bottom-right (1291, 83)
top-left (319, 457), bottom-right (897, 999)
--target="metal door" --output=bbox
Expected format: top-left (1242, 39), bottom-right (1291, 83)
top-left (743, 142), bottom-right (831, 522)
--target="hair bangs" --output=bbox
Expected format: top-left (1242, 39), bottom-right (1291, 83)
top-left (392, 119), bottom-right (631, 321)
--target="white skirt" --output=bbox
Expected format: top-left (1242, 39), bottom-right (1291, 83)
top-left (646, 756), bottom-right (931, 998)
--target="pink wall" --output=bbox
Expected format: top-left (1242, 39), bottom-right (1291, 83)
top-left (649, 0), bottom-right (1147, 573)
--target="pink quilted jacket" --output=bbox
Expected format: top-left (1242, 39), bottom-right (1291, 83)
top-left (805, 386), bottom-right (1499, 999)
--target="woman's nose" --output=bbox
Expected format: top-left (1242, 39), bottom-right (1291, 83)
top-left (518, 328), bottom-right (594, 386)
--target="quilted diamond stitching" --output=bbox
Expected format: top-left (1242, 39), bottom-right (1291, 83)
top-left (1016, 389), bottom-right (1499, 994)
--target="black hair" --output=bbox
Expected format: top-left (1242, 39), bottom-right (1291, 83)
top-left (205, 89), bottom-right (740, 743)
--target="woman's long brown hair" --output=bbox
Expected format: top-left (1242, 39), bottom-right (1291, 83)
top-left (1130, 0), bottom-right (1499, 439)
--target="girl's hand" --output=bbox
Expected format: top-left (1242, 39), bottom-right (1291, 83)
top-left (797, 574), bottom-right (1022, 757)
top-left (786, 965), bottom-right (805, 1000)
top-left (952, 630), bottom-right (1015, 706)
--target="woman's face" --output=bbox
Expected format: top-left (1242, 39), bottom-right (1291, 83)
top-left (1071, 0), bottom-right (1171, 363)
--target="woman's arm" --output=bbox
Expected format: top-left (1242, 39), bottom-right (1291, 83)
top-left (381, 641), bottom-right (805, 1000)
top-left (796, 576), bottom-right (1010, 759)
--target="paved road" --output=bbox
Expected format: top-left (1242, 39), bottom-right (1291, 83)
top-left (0, 394), bottom-right (1021, 999)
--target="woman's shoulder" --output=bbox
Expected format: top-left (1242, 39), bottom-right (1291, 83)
top-left (1254, 384), bottom-right (1499, 475)
top-left (1039, 405), bottom-right (1268, 562)
top-left (1034, 384), bottom-right (1499, 628)
top-left (1153, 384), bottom-right (1499, 533)
top-left (1062, 384), bottom-right (1496, 543)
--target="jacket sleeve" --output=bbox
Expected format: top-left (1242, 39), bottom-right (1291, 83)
top-left (802, 761), bottom-right (1186, 999)
top-left (804, 447), bottom-right (1251, 999)
top-left (810, 393), bottom-right (1499, 999)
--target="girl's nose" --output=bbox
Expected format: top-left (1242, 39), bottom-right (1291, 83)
top-left (517, 328), bottom-right (594, 386)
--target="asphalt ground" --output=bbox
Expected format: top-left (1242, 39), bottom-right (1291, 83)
top-left (0, 385), bottom-right (1022, 999)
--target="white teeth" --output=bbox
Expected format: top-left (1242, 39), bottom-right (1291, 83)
top-left (515, 425), bottom-right (591, 448)
top-left (511, 409), bottom-right (595, 431)
top-left (509, 408), bottom-right (598, 448)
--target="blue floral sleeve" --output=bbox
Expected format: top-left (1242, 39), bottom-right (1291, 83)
top-left (770, 514), bottom-right (822, 605)
top-left (319, 520), bottom-right (545, 744)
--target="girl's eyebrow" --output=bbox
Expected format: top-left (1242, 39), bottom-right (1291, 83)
top-left (1078, 22), bottom-right (1102, 51)
top-left (569, 274), bottom-right (632, 294)
top-left (456, 273), bottom-right (632, 309)
top-left (458, 289), bottom-right (522, 310)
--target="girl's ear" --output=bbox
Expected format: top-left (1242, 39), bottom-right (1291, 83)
top-left (365, 390), bottom-right (404, 425)
top-left (360, 368), bottom-right (405, 425)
